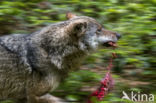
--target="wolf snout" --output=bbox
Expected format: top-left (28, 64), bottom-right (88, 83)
top-left (116, 33), bottom-right (121, 39)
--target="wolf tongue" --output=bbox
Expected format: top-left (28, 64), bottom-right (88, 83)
top-left (108, 42), bottom-right (118, 48)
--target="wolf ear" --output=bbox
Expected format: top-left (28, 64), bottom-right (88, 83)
top-left (66, 12), bottom-right (77, 19)
top-left (73, 22), bottom-right (87, 37)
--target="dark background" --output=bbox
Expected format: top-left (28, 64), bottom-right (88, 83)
top-left (0, 0), bottom-right (155, 103)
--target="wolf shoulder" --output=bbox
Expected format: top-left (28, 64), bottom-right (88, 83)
top-left (0, 34), bottom-right (31, 70)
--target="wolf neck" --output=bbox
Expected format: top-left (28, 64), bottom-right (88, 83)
top-left (48, 44), bottom-right (86, 71)
top-left (51, 48), bottom-right (86, 72)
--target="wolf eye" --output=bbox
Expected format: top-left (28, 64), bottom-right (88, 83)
top-left (96, 29), bottom-right (101, 34)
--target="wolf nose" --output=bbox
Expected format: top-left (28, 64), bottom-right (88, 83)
top-left (116, 33), bottom-right (121, 39)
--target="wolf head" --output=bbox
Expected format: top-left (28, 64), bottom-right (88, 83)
top-left (66, 13), bottom-right (121, 51)
top-left (34, 13), bottom-right (121, 54)
top-left (31, 13), bottom-right (121, 69)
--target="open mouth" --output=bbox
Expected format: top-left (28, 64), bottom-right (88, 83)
top-left (103, 41), bottom-right (117, 48)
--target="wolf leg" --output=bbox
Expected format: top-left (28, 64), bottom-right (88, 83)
top-left (27, 94), bottom-right (66, 103)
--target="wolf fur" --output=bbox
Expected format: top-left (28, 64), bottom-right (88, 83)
top-left (0, 13), bottom-right (120, 103)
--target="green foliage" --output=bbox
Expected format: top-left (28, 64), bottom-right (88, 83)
top-left (53, 70), bottom-right (101, 101)
top-left (0, 0), bottom-right (155, 102)
top-left (0, 100), bottom-right (13, 103)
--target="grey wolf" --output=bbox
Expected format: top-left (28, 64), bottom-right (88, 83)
top-left (0, 13), bottom-right (121, 103)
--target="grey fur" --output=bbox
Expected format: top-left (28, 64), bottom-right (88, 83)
top-left (0, 14), bottom-right (119, 103)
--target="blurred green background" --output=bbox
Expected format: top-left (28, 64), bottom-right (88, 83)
top-left (0, 0), bottom-right (155, 103)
